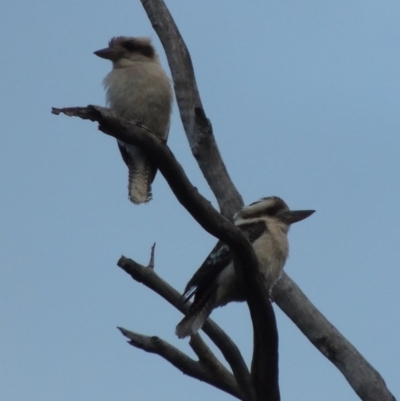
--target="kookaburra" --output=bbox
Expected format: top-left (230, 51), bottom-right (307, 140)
top-left (94, 37), bottom-right (173, 204)
top-left (176, 196), bottom-right (315, 338)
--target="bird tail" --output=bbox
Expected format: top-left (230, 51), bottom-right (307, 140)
top-left (175, 292), bottom-right (215, 339)
top-left (127, 155), bottom-right (153, 204)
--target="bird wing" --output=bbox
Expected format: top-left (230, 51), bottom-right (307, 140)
top-left (117, 142), bottom-right (131, 167)
top-left (181, 220), bottom-right (267, 302)
top-left (182, 240), bottom-right (231, 302)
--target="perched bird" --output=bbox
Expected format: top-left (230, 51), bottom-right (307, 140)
top-left (176, 196), bottom-right (314, 338)
top-left (94, 36), bottom-right (173, 204)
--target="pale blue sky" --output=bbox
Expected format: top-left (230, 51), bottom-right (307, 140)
top-left (1, 1), bottom-right (399, 400)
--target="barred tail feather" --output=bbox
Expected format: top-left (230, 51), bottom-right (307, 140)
top-left (127, 157), bottom-right (152, 204)
top-left (117, 142), bottom-right (154, 205)
top-left (175, 315), bottom-right (204, 339)
top-left (175, 293), bottom-right (215, 338)
top-left (175, 306), bottom-right (213, 339)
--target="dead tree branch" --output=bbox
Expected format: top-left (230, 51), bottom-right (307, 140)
top-left (273, 274), bottom-right (396, 401)
top-left (51, 106), bottom-right (254, 258)
top-left (118, 327), bottom-right (240, 399)
top-left (189, 333), bottom-right (237, 389)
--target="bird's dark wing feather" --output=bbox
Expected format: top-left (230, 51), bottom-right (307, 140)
top-left (182, 241), bottom-right (231, 302)
top-left (181, 221), bottom-right (267, 302)
top-left (118, 143), bottom-right (131, 167)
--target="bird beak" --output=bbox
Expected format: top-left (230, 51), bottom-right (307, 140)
top-left (93, 47), bottom-right (121, 61)
top-left (279, 210), bottom-right (315, 225)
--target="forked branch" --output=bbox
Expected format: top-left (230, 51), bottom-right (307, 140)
top-left (118, 327), bottom-right (240, 398)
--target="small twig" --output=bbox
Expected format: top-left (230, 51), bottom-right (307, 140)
top-left (147, 243), bottom-right (156, 269)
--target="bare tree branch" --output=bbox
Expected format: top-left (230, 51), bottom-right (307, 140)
top-left (140, 0), bottom-right (244, 218)
top-left (273, 274), bottom-right (396, 401)
top-left (250, 300), bottom-right (279, 400)
top-left (118, 327), bottom-right (240, 399)
top-left (189, 334), bottom-right (239, 395)
top-left (52, 106), bottom-right (240, 243)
